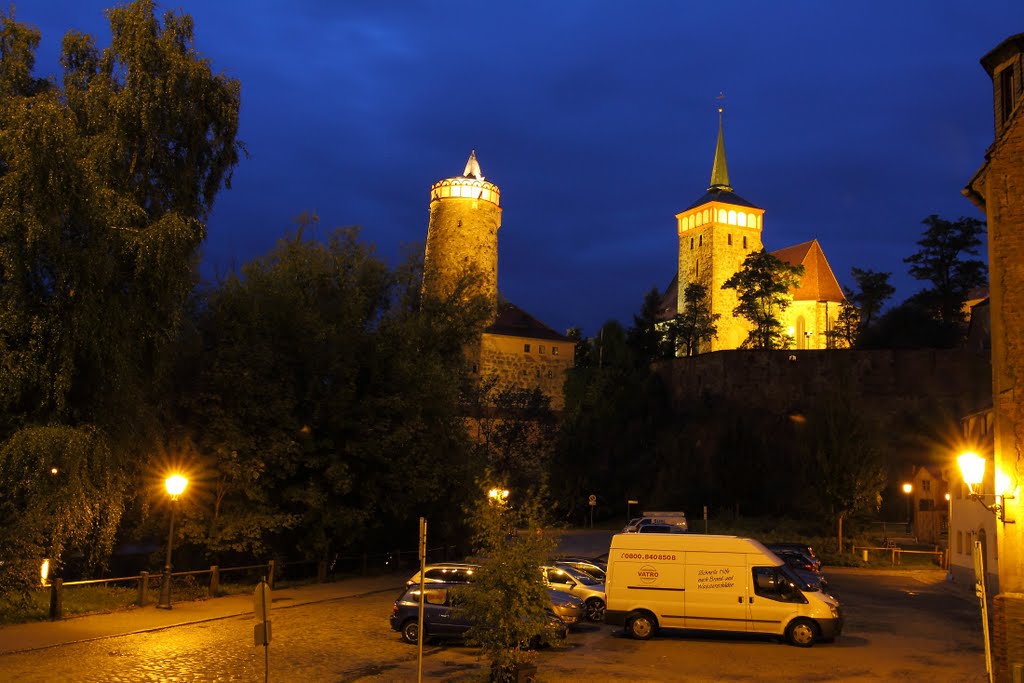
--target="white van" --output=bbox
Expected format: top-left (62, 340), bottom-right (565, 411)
top-left (604, 533), bottom-right (842, 647)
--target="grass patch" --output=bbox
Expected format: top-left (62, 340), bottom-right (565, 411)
top-left (0, 584), bottom-right (140, 625)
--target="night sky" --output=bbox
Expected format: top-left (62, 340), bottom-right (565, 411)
top-left (23, 1), bottom-right (1024, 336)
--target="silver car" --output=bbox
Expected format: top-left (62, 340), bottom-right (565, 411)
top-left (541, 565), bottom-right (606, 622)
top-left (547, 588), bottom-right (586, 626)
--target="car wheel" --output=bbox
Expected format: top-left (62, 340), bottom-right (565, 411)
top-left (585, 597), bottom-right (606, 622)
top-left (785, 618), bottom-right (817, 647)
top-left (401, 619), bottom-right (421, 644)
top-left (626, 611), bottom-right (657, 640)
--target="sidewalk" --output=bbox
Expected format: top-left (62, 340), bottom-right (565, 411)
top-left (0, 574), bottom-right (405, 656)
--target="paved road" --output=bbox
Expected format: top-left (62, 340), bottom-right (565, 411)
top-left (0, 567), bottom-right (987, 682)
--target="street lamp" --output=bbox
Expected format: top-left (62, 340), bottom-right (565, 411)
top-left (902, 483), bottom-right (913, 531)
top-left (157, 474), bottom-right (188, 609)
top-left (487, 488), bottom-right (509, 504)
top-left (958, 451), bottom-right (1015, 523)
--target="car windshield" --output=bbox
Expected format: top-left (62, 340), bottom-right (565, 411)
top-left (559, 565), bottom-right (599, 585)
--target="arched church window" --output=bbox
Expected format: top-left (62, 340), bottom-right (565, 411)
top-left (718, 209), bottom-right (726, 223)
top-left (689, 214), bottom-right (695, 229)
top-left (703, 209), bottom-right (709, 223)
top-left (728, 210), bottom-right (737, 225)
top-left (738, 212), bottom-right (747, 227)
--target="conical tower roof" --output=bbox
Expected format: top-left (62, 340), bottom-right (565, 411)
top-left (709, 107), bottom-right (732, 192)
top-left (463, 149), bottom-right (483, 179)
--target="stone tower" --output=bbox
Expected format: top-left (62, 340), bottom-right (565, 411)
top-left (676, 108), bottom-right (765, 351)
top-left (422, 150), bottom-right (502, 319)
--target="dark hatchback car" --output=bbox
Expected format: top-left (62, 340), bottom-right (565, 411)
top-left (766, 543), bottom-right (822, 571)
top-left (390, 583), bottom-right (568, 645)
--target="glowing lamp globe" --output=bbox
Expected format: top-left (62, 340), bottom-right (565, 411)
top-left (165, 474), bottom-right (188, 497)
top-left (958, 452), bottom-right (985, 488)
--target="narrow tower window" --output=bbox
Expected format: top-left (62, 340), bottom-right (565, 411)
top-left (690, 237), bottom-right (694, 250)
top-left (1000, 66), bottom-right (1016, 128)
top-left (728, 234), bottom-right (733, 246)
top-left (699, 235), bottom-right (703, 247)
top-left (743, 236), bottom-right (748, 249)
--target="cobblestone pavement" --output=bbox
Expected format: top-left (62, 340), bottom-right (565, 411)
top-left (0, 568), bottom-right (989, 682)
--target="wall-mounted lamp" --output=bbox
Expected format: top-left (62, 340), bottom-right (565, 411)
top-left (957, 451), bottom-right (1015, 523)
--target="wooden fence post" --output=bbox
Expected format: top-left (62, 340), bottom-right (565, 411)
top-left (49, 578), bottom-right (63, 621)
top-left (317, 560), bottom-right (327, 583)
top-left (138, 571), bottom-right (149, 606)
top-left (209, 565), bottom-right (219, 597)
top-left (267, 559), bottom-right (275, 589)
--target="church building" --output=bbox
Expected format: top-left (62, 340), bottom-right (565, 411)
top-left (662, 108), bottom-right (846, 352)
top-left (422, 152), bottom-right (575, 409)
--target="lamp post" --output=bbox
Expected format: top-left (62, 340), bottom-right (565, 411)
top-left (157, 474), bottom-right (188, 610)
top-left (902, 483), bottom-right (913, 533)
top-left (958, 450), bottom-right (1015, 523)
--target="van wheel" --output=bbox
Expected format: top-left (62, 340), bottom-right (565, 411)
top-left (585, 597), bottom-right (606, 622)
top-left (626, 612), bottom-right (657, 640)
top-left (785, 618), bottom-right (817, 647)
top-left (401, 620), bottom-right (421, 644)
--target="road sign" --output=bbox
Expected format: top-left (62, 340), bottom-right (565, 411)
top-left (253, 580), bottom-right (271, 620)
top-left (588, 494), bottom-right (597, 506)
top-left (253, 620), bottom-right (272, 646)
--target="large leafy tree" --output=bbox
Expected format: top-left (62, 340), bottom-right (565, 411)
top-left (904, 215), bottom-right (987, 326)
top-left (175, 221), bottom-right (491, 559)
top-left (626, 288), bottom-right (667, 364)
top-left (848, 267), bottom-right (895, 332)
top-left (722, 250), bottom-right (804, 349)
top-left (0, 1), bottom-right (240, 584)
top-left (826, 290), bottom-right (860, 349)
top-left (798, 377), bottom-right (886, 552)
top-left (670, 281), bottom-right (720, 356)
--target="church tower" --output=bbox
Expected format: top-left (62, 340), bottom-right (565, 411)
top-left (676, 107), bottom-right (765, 351)
top-left (422, 150), bottom-right (502, 319)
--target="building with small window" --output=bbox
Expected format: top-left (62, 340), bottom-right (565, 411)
top-left (660, 108), bottom-right (845, 352)
top-left (422, 152), bottom-right (574, 410)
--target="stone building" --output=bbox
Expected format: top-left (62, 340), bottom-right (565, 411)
top-left (963, 31), bottom-right (1024, 683)
top-left (423, 152), bottom-right (574, 410)
top-left (662, 108), bottom-right (845, 352)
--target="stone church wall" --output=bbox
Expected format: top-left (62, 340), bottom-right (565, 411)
top-left (477, 333), bottom-right (574, 410)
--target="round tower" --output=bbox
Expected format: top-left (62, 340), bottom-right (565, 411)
top-left (422, 150), bottom-right (502, 319)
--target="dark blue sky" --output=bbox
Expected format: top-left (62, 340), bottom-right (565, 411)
top-left (25, 1), bottom-right (1024, 335)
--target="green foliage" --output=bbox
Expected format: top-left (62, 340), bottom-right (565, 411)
top-left (457, 482), bottom-right (557, 679)
top-left (0, 425), bottom-right (128, 598)
top-left (797, 376), bottom-right (886, 524)
top-left (848, 267), bottom-right (895, 332)
top-left (904, 215), bottom-right (987, 326)
top-left (626, 288), bottom-right (668, 364)
top-left (722, 249), bottom-right (804, 349)
top-left (174, 219), bottom-right (490, 558)
top-left (827, 289), bottom-right (860, 349)
top-left (670, 281), bottom-right (720, 356)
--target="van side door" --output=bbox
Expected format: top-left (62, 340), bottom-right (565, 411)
top-left (683, 554), bottom-right (748, 632)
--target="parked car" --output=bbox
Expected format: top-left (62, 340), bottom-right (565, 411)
top-left (390, 582), bottom-right (567, 645)
top-left (766, 543), bottom-right (822, 571)
top-left (405, 563), bottom-right (479, 586)
top-left (541, 565), bottom-right (606, 622)
top-left (547, 588), bottom-right (586, 626)
top-left (554, 558), bottom-right (606, 582)
top-left (636, 523), bottom-right (686, 534)
top-left (623, 512), bottom-right (688, 533)
top-left (771, 549), bottom-right (830, 593)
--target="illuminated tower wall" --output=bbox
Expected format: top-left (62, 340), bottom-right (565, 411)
top-left (676, 110), bottom-right (765, 351)
top-left (422, 151), bottom-right (502, 319)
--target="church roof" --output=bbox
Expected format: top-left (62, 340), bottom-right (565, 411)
top-left (682, 188), bottom-right (762, 212)
top-left (770, 239), bottom-right (846, 303)
top-left (485, 302), bottom-right (568, 341)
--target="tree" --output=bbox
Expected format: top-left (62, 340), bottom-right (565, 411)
top-left (798, 378), bottom-right (886, 552)
top-left (627, 288), bottom-right (667, 364)
top-left (670, 281), bottom-right (720, 356)
top-left (0, 1), bottom-right (241, 583)
top-left (904, 215), bottom-right (987, 326)
top-left (457, 479), bottom-right (557, 680)
top-left (848, 268), bottom-right (895, 332)
top-left (722, 250), bottom-right (804, 349)
top-left (826, 287), bottom-right (860, 349)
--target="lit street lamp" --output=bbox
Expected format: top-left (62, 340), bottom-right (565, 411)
top-left (902, 482), bottom-right (913, 532)
top-left (487, 488), bottom-right (509, 504)
top-left (958, 450), bottom-right (1016, 523)
top-left (157, 474), bottom-right (188, 610)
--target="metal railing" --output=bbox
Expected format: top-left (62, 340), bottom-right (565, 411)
top-left (851, 545), bottom-right (945, 567)
top-left (42, 544), bottom-right (457, 621)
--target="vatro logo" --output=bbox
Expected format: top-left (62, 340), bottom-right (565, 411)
top-left (637, 564), bottom-right (659, 584)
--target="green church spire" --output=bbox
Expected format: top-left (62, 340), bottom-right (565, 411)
top-left (708, 105), bottom-right (732, 192)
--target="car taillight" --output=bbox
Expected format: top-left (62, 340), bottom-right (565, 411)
top-left (392, 603), bottom-right (398, 616)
